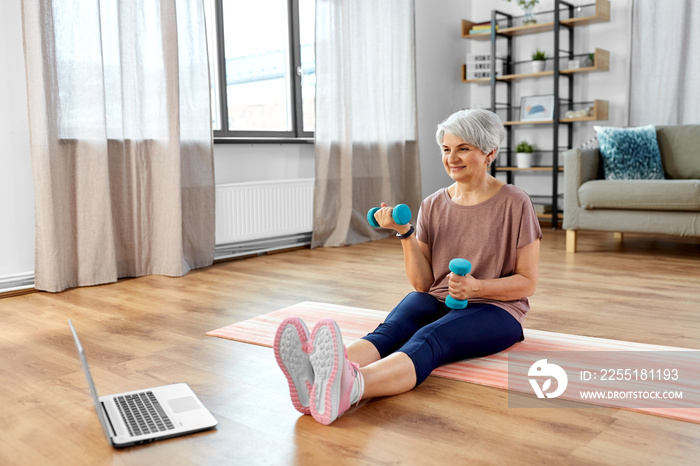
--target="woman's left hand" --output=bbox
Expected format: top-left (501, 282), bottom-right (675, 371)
top-left (448, 272), bottom-right (480, 301)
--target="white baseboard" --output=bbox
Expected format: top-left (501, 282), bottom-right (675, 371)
top-left (0, 232), bottom-right (312, 294)
top-left (0, 272), bottom-right (35, 293)
top-left (215, 232), bottom-right (312, 261)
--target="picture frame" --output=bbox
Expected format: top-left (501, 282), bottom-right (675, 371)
top-left (519, 94), bottom-right (555, 122)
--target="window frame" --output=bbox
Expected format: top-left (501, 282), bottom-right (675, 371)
top-left (212, 0), bottom-right (313, 143)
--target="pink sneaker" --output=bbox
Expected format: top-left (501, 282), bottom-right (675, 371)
top-left (308, 319), bottom-right (363, 425)
top-left (273, 317), bottom-right (314, 415)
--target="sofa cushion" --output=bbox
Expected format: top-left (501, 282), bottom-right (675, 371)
top-left (656, 125), bottom-right (700, 179)
top-left (579, 180), bottom-right (700, 212)
top-left (594, 125), bottom-right (665, 180)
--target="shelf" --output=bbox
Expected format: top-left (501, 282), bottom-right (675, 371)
top-left (561, 0), bottom-right (610, 26)
top-left (560, 49), bottom-right (610, 74)
top-left (495, 166), bottom-right (564, 172)
top-left (461, 0), bottom-right (610, 39)
top-left (559, 99), bottom-right (608, 122)
top-left (504, 120), bottom-right (554, 126)
top-left (498, 70), bottom-right (553, 81)
top-left (503, 99), bottom-right (608, 125)
top-left (495, 22), bottom-right (559, 37)
top-left (462, 49), bottom-right (609, 83)
top-left (462, 1), bottom-right (609, 231)
top-left (460, 64), bottom-right (490, 83)
top-left (537, 212), bottom-right (563, 221)
top-left (534, 207), bottom-right (563, 222)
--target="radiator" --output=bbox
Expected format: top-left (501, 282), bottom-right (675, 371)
top-left (215, 178), bottom-right (314, 252)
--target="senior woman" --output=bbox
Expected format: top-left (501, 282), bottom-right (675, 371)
top-left (274, 108), bottom-right (542, 425)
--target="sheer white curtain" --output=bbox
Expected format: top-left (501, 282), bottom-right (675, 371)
top-left (21, 0), bottom-right (214, 292)
top-left (629, 0), bottom-right (700, 125)
top-left (312, 0), bottom-right (422, 248)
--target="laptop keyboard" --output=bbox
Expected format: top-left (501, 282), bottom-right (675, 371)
top-left (115, 391), bottom-right (175, 436)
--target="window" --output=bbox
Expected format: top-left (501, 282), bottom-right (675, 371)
top-left (204, 0), bottom-right (315, 141)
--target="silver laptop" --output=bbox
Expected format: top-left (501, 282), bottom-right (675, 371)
top-left (69, 320), bottom-right (218, 448)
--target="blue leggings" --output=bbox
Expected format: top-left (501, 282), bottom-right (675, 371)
top-left (361, 292), bottom-right (524, 386)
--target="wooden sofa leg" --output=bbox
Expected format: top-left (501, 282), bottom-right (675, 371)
top-left (566, 230), bottom-right (577, 253)
top-left (614, 232), bottom-right (624, 243)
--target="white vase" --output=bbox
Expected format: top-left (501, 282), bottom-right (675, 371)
top-left (531, 60), bottom-right (546, 73)
top-left (521, 4), bottom-right (537, 25)
top-left (516, 152), bottom-right (533, 168)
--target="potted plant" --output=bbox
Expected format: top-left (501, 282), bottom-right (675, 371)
top-left (507, 0), bottom-right (539, 26)
top-left (531, 49), bottom-right (547, 73)
top-left (516, 141), bottom-right (535, 168)
top-left (586, 52), bottom-right (595, 67)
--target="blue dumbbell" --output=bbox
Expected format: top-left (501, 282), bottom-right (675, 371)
top-left (367, 203), bottom-right (412, 228)
top-left (445, 258), bottom-right (472, 309)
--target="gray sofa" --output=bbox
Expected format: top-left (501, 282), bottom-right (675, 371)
top-left (563, 125), bottom-right (700, 252)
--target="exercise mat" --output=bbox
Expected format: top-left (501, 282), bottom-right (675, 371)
top-left (208, 301), bottom-right (700, 423)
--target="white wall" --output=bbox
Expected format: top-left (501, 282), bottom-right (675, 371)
top-left (415, 0), bottom-right (473, 199)
top-left (214, 143), bottom-right (314, 185)
top-left (0, 1), bottom-right (35, 281)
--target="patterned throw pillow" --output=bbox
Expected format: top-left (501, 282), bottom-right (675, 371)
top-left (594, 125), bottom-right (665, 180)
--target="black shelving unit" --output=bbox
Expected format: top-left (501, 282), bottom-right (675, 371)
top-left (462, 0), bottom-right (610, 228)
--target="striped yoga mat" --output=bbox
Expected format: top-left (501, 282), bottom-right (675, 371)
top-left (207, 301), bottom-right (700, 423)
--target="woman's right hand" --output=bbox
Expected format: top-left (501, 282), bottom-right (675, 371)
top-left (373, 202), bottom-right (405, 232)
top-left (374, 203), bottom-right (432, 292)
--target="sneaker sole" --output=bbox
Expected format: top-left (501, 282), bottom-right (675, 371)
top-left (273, 317), bottom-right (313, 415)
top-left (309, 319), bottom-right (344, 425)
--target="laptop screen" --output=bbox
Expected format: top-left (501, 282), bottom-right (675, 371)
top-left (69, 320), bottom-right (114, 442)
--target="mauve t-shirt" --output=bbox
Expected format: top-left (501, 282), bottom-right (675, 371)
top-left (416, 184), bottom-right (543, 324)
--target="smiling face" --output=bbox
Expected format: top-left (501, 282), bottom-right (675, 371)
top-left (441, 132), bottom-right (491, 181)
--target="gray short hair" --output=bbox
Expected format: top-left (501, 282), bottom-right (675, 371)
top-left (435, 108), bottom-right (506, 158)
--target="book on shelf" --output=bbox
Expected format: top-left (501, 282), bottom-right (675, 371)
top-left (533, 204), bottom-right (553, 215)
top-left (469, 27), bottom-right (498, 34)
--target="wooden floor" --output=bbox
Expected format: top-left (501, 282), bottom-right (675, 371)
top-left (1, 229), bottom-right (699, 465)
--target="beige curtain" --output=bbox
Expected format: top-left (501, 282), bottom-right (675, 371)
top-left (21, 0), bottom-right (214, 292)
top-left (312, 0), bottom-right (422, 248)
top-left (629, 0), bottom-right (700, 125)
